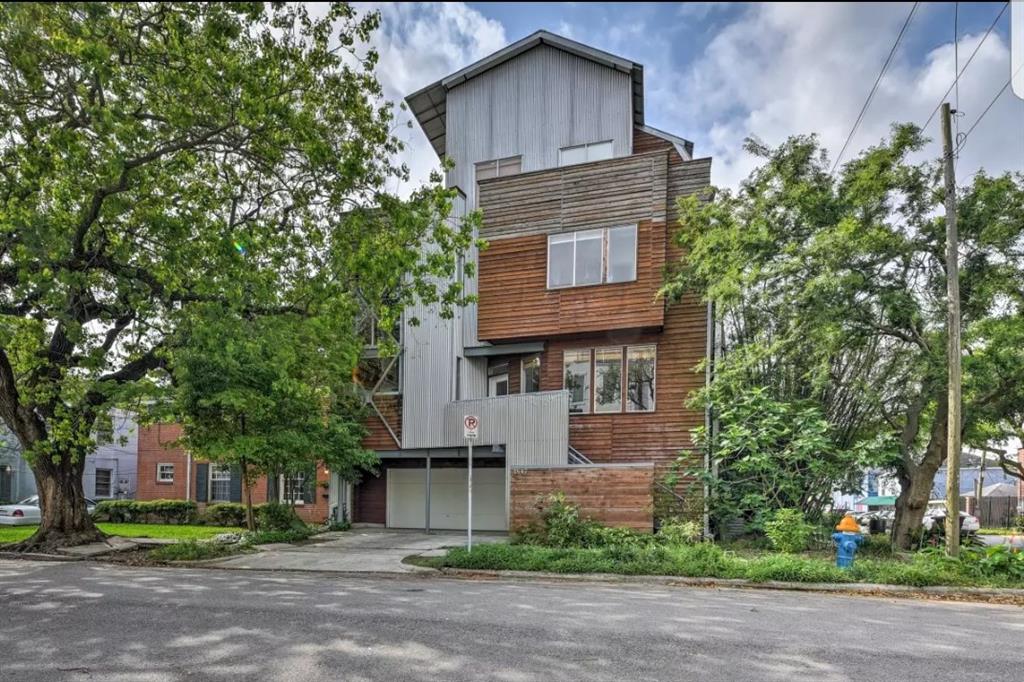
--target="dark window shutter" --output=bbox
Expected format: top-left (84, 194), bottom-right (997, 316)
top-left (195, 463), bottom-right (209, 502)
top-left (302, 472), bottom-right (315, 504)
top-left (229, 466), bottom-right (243, 503)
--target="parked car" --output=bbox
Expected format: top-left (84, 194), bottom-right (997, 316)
top-left (0, 496), bottom-right (97, 525)
top-left (851, 508), bottom-right (979, 536)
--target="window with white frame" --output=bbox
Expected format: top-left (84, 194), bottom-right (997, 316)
top-left (558, 140), bottom-right (613, 166)
top-left (626, 345), bottom-right (657, 412)
top-left (280, 471), bottom-right (310, 505)
top-left (547, 225), bottom-right (637, 289)
top-left (156, 463), bottom-right (175, 483)
top-left (209, 464), bottom-right (232, 502)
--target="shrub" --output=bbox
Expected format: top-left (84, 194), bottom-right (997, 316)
top-left (858, 533), bottom-right (895, 558)
top-left (246, 526), bottom-right (316, 545)
top-left (516, 493), bottom-right (599, 548)
top-left (201, 503), bottom-right (253, 528)
top-left (658, 519), bottom-right (702, 546)
top-left (149, 540), bottom-right (241, 562)
top-left (325, 518), bottom-right (351, 532)
top-left (961, 544), bottom-right (1024, 581)
top-left (764, 508), bottom-right (813, 553)
top-left (93, 499), bottom-right (197, 525)
top-left (257, 502), bottom-right (305, 532)
top-left (1016, 515), bottom-right (1024, 533)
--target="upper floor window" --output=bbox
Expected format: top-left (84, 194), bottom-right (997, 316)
top-left (356, 356), bottom-right (401, 395)
top-left (476, 156), bottom-right (522, 182)
top-left (547, 225), bottom-right (637, 289)
top-left (156, 463), bottom-right (174, 483)
top-left (210, 464), bottom-right (232, 503)
top-left (558, 140), bottom-right (613, 167)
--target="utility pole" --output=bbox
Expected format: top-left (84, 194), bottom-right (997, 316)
top-left (941, 102), bottom-right (962, 557)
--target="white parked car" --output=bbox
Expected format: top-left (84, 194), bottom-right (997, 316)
top-left (0, 496), bottom-right (97, 525)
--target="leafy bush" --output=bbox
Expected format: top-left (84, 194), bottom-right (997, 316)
top-left (515, 493), bottom-right (599, 548)
top-left (858, 533), bottom-right (895, 558)
top-left (1016, 516), bottom-right (1024, 533)
top-left (93, 499), bottom-right (197, 525)
top-left (658, 519), bottom-right (702, 546)
top-left (246, 526), bottom-right (316, 545)
top-left (961, 544), bottom-right (1024, 581)
top-left (149, 540), bottom-right (241, 562)
top-left (325, 518), bottom-right (351, 532)
top-left (201, 503), bottom-right (254, 527)
top-left (764, 508), bottom-right (814, 553)
top-left (256, 502), bottom-right (305, 532)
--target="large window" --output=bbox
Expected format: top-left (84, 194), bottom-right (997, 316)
top-left (626, 345), bottom-right (657, 412)
top-left (547, 225), bottom-right (637, 289)
top-left (521, 355), bottom-right (541, 394)
top-left (94, 468), bottom-right (112, 498)
top-left (558, 140), bottom-right (613, 166)
top-left (563, 350), bottom-right (592, 414)
top-left (594, 349), bottom-right (623, 413)
top-left (156, 463), bottom-right (174, 483)
top-left (563, 345), bottom-right (656, 414)
top-left (357, 356), bottom-right (401, 395)
top-left (210, 464), bottom-right (232, 503)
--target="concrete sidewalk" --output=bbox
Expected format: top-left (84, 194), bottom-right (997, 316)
top-left (210, 527), bottom-right (507, 573)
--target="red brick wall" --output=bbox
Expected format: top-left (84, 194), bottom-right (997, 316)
top-left (136, 423), bottom-right (330, 523)
top-left (510, 464), bottom-right (655, 532)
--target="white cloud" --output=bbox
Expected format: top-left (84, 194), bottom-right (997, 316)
top-left (675, 2), bottom-right (1024, 187)
top-left (351, 3), bottom-right (507, 195)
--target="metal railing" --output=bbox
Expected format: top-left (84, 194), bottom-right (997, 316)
top-left (567, 445), bottom-right (593, 465)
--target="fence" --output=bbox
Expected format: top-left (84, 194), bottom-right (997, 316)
top-left (966, 496), bottom-right (1022, 529)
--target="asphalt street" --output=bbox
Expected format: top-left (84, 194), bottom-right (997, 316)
top-left (1, 559), bottom-right (1022, 681)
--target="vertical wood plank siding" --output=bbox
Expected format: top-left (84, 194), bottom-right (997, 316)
top-left (363, 395), bottom-right (402, 450)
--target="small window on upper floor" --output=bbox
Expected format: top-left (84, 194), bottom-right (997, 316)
top-left (558, 140), bottom-right (613, 167)
top-left (476, 156), bottom-right (522, 182)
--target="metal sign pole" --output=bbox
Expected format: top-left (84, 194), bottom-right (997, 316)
top-left (467, 440), bottom-right (473, 551)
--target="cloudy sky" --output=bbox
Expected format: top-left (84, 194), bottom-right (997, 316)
top-left (346, 1), bottom-right (1022, 192)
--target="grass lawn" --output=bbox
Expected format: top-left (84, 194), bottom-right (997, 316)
top-left (0, 523), bottom-right (244, 546)
top-left (421, 541), bottom-right (1024, 589)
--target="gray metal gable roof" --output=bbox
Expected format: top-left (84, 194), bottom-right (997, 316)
top-left (405, 30), bottom-right (646, 160)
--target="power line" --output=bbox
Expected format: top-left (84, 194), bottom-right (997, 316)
top-left (832, 1), bottom-right (920, 174)
top-left (921, 1), bottom-right (1009, 132)
top-left (955, 61), bottom-right (1024, 154)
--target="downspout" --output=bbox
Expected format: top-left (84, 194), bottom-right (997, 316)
top-left (703, 300), bottom-right (715, 538)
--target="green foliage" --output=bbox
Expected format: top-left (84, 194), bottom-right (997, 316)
top-left (657, 519), bottom-right (703, 546)
top-left (663, 127), bottom-right (1024, 549)
top-left (0, 2), bottom-right (479, 544)
top-left (1016, 516), bottom-right (1024, 533)
top-left (149, 540), bottom-right (243, 563)
top-left (246, 526), bottom-right (316, 545)
top-left (764, 508), bottom-right (814, 553)
top-left (93, 499), bottom-right (197, 525)
top-left (200, 503), bottom-right (253, 528)
top-left (256, 502), bottom-right (306, 533)
top-left (325, 518), bottom-right (351, 532)
top-left (960, 544), bottom-right (1024, 581)
top-left (515, 493), bottom-right (600, 548)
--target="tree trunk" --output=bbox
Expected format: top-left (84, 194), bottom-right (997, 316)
top-left (241, 456), bottom-right (255, 532)
top-left (892, 392), bottom-right (948, 551)
top-left (12, 455), bottom-right (105, 552)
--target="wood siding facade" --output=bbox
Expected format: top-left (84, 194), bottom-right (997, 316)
top-left (476, 150), bottom-right (712, 472)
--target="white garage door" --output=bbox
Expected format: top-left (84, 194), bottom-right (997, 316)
top-left (387, 467), bottom-right (507, 531)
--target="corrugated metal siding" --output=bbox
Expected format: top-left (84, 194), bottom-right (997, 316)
top-left (449, 44), bottom-right (632, 350)
top-left (442, 390), bottom-right (569, 467)
top-left (400, 197), bottom-right (466, 449)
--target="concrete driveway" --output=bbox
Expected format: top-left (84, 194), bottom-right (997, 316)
top-left (211, 527), bottom-right (506, 574)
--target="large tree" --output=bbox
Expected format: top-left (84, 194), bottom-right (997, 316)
top-left (665, 126), bottom-right (1024, 549)
top-left (0, 3), bottom-right (475, 550)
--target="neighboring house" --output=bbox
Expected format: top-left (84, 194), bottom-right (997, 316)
top-left (832, 469), bottom-right (901, 512)
top-left (134, 422), bottom-right (327, 523)
top-left (338, 30), bottom-right (712, 533)
top-left (0, 409), bottom-right (138, 503)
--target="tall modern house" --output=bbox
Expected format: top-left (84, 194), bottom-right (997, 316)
top-left (334, 31), bottom-right (713, 533)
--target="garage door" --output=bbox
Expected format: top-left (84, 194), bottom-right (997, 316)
top-left (387, 467), bottom-right (507, 531)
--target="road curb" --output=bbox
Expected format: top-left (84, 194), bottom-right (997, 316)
top-left (0, 550), bottom-right (83, 562)
top-left (436, 567), bottom-right (1024, 600)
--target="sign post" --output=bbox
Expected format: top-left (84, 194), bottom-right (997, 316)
top-left (463, 415), bottom-right (479, 551)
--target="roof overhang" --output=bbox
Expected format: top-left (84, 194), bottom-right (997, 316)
top-left (405, 30), bottom-right (645, 160)
top-left (638, 124), bottom-right (694, 161)
top-left (463, 342), bottom-right (545, 358)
